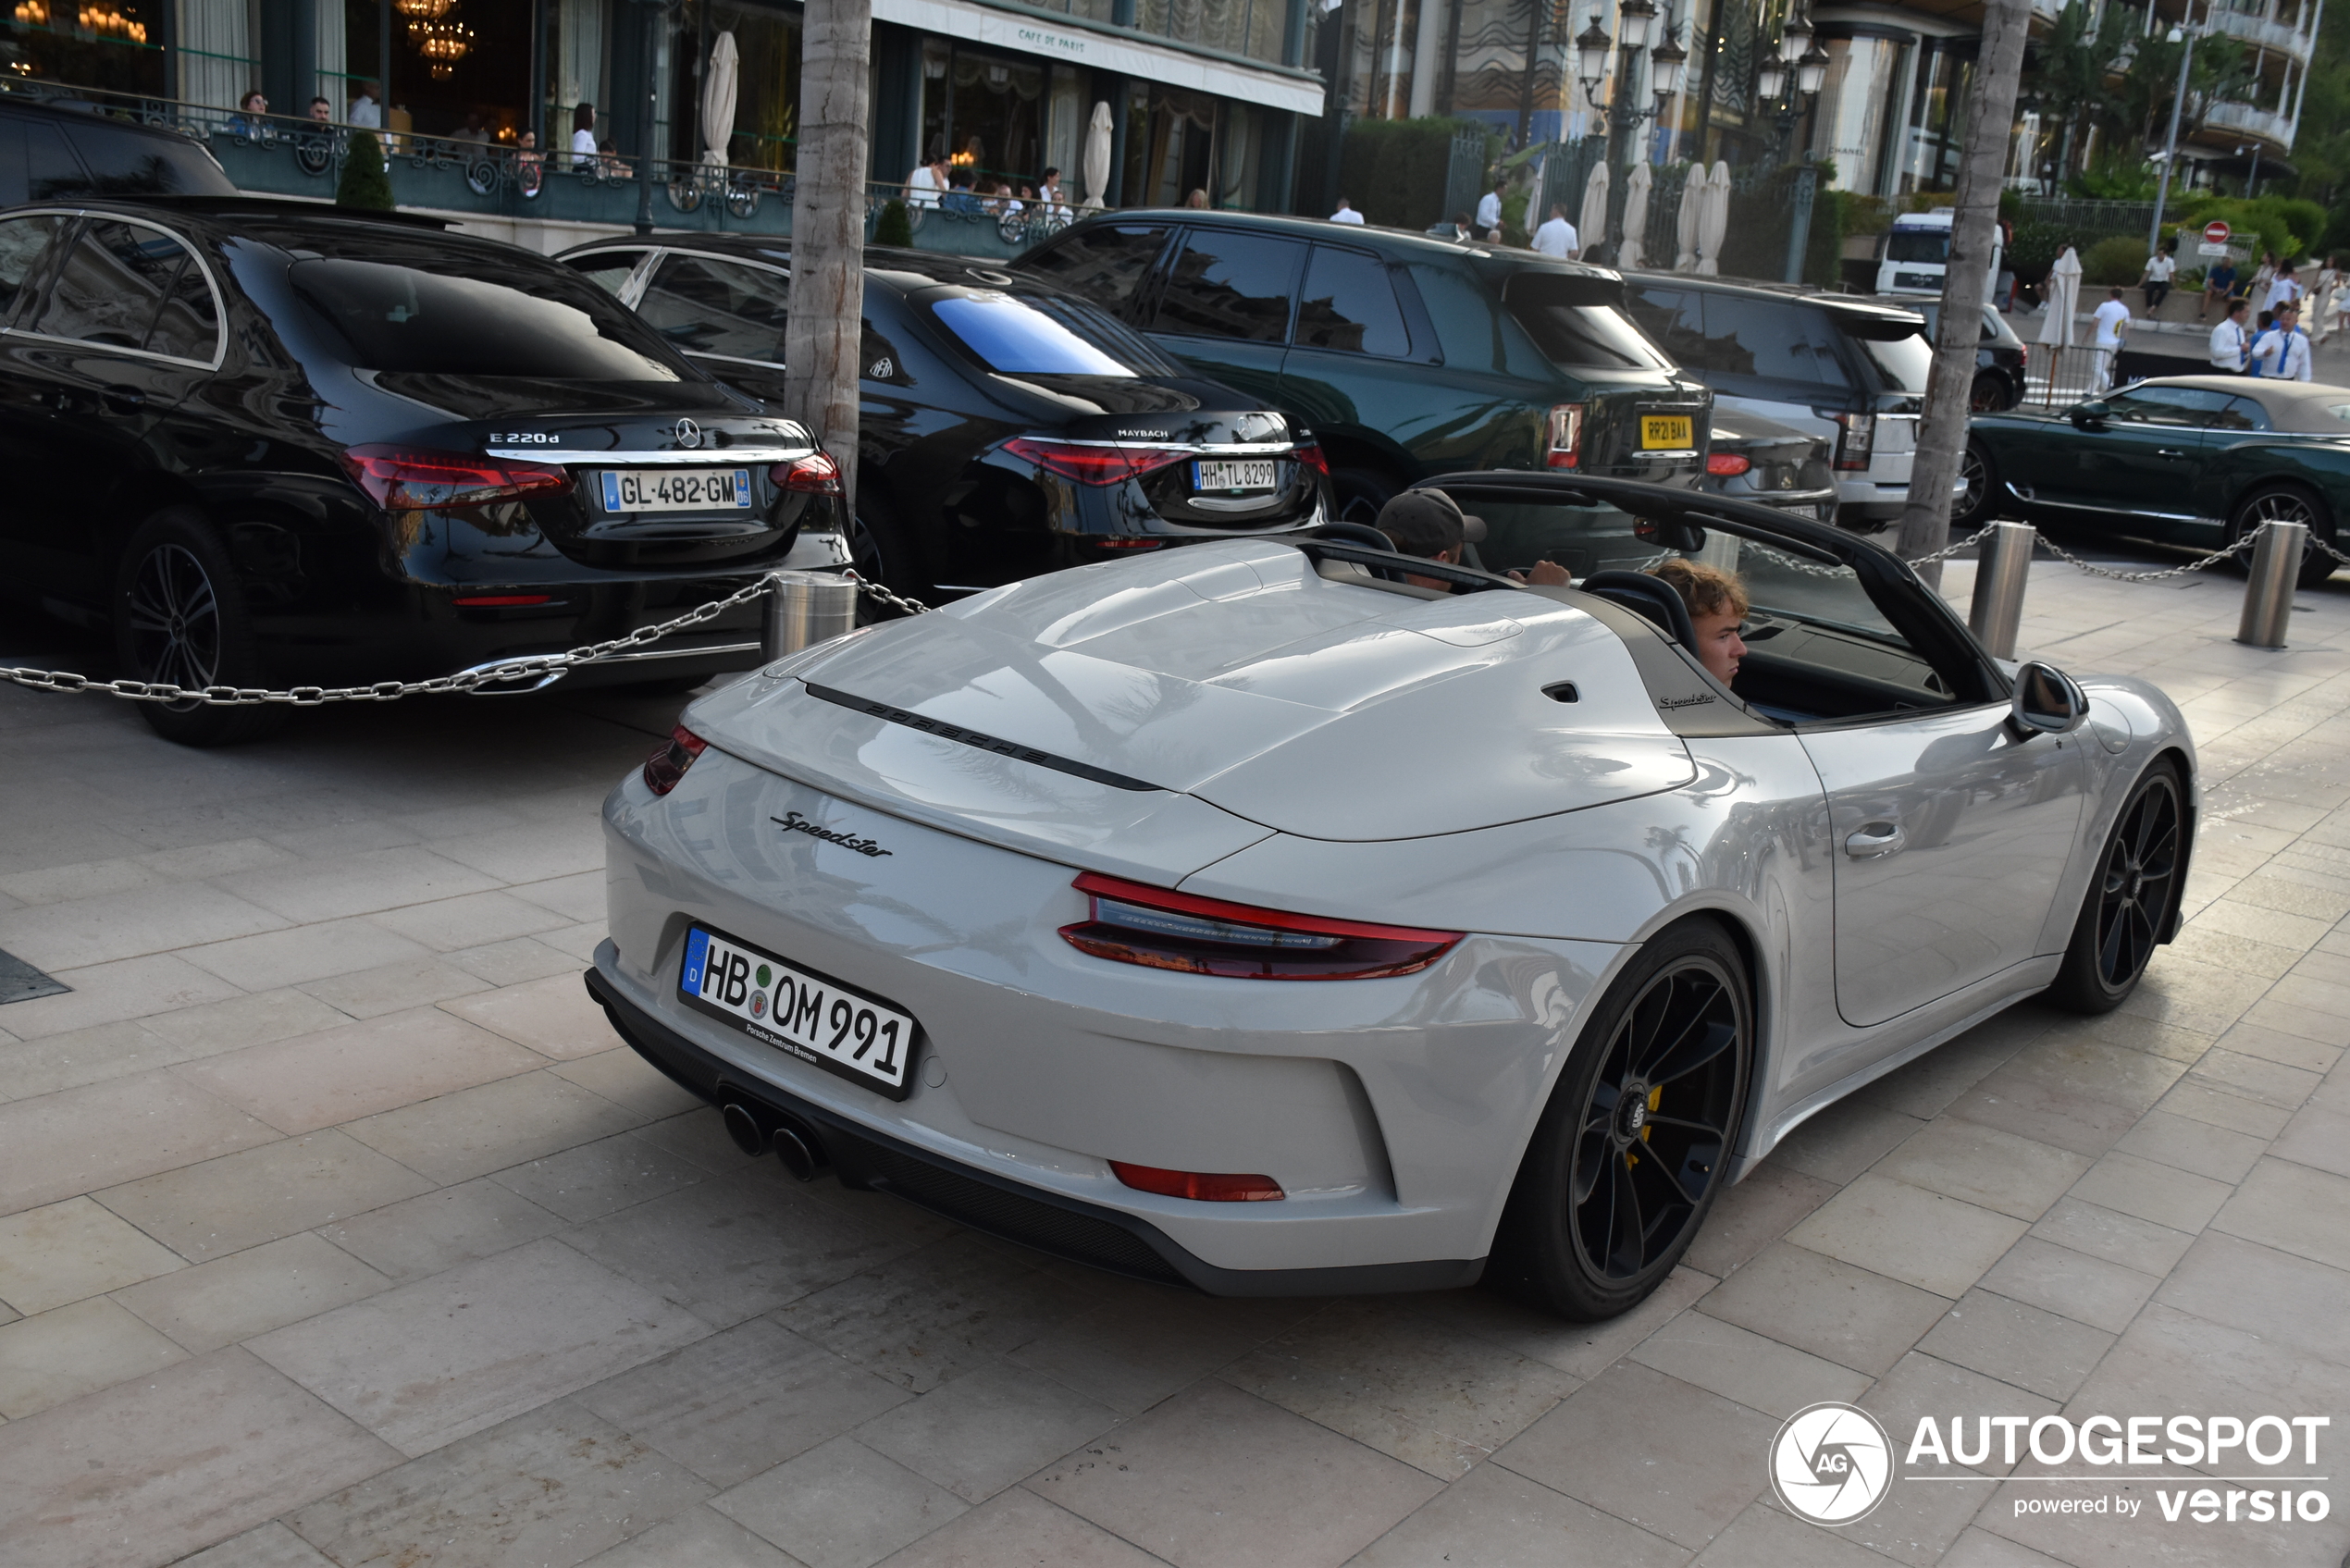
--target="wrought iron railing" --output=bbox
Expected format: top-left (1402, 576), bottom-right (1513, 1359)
top-left (0, 78), bottom-right (1070, 261)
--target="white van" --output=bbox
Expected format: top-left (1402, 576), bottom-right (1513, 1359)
top-left (1876, 209), bottom-right (2002, 298)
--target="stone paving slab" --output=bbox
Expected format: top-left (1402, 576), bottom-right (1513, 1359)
top-left (2, 552), bottom-right (2349, 1566)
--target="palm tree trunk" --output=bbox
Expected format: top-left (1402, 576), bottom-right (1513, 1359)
top-left (1897, 0), bottom-right (2032, 588)
top-left (783, 0), bottom-right (872, 510)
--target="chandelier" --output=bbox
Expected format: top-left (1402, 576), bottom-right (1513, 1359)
top-left (414, 17), bottom-right (471, 77)
top-left (77, 4), bottom-right (147, 42)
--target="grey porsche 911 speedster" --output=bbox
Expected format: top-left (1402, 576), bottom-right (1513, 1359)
top-left (586, 474), bottom-right (2194, 1321)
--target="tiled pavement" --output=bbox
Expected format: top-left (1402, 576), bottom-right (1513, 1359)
top-left (2, 546), bottom-right (2348, 1568)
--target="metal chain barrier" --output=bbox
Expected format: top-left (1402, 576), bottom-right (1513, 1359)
top-left (1884, 525), bottom-right (2258, 582)
top-left (843, 571), bottom-right (934, 619)
top-left (0, 525), bottom-right (2282, 711)
top-left (1, 574), bottom-right (928, 709)
top-left (2029, 528), bottom-right (2260, 582)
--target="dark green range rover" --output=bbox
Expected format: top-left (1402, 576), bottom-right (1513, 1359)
top-left (1015, 212), bottom-right (1713, 522)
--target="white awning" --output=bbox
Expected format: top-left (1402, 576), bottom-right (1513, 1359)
top-left (872, 0), bottom-right (1326, 118)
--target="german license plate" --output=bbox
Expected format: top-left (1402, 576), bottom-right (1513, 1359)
top-left (1193, 459), bottom-right (1276, 492)
top-left (679, 924), bottom-right (917, 1099)
top-left (1640, 415), bottom-right (1694, 451)
top-left (600, 468), bottom-right (752, 512)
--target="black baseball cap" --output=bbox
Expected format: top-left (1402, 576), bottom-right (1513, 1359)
top-left (1375, 489), bottom-right (1487, 559)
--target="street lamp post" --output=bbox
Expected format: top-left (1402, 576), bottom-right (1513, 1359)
top-left (2148, 19), bottom-right (2195, 254)
top-left (1572, 0), bottom-right (1689, 265)
top-left (1752, 9), bottom-right (1827, 282)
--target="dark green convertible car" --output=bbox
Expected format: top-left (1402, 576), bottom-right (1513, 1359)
top-left (1956, 376), bottom-right (2350, 586)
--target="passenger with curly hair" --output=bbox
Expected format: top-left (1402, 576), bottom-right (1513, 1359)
top-left (1649, 558), bottom-right (1749, 685)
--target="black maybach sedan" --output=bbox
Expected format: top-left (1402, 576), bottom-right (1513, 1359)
top-left (555, 237), bottom-right (1327, 604)
top-left (0, 197), bottom-right (847, 744)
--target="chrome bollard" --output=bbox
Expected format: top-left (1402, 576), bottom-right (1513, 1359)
top-left (1966, 520), bottom-right (2036, 660)
top-left (761, 571), bottom-right (859, 661)
top-left (2236, 520), bottom-right (2308, 649)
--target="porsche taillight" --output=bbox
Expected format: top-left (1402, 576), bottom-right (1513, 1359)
top-left (643, 724), bottom-right (707, 796)
top-left (340, 445), bottom-right (572, 510)
top-left (1058, 871), bottom-right (1463, 981)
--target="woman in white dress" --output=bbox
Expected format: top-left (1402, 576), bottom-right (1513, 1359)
top-left (569, 103), bottom-right (598, 170)
top-left (2314, 255), bottom-right (2342, 344)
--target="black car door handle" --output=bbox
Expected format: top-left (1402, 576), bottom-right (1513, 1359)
top-left (2155, 448), bottom-right (2187, 459)
top-left (101, 385), bottom-right (148, 414)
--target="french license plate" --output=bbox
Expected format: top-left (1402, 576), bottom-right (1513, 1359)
top-left (1193, 459), bottom-right (1277, 493)
top-left (600, 468), bottom-right (753, 512)
top-left (679, 924), bottom-right (918, 1099)
top-left (1640, 415), bottom-right (1694, 451)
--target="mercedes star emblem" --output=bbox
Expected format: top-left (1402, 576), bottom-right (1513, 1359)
top-left (674, 418), bottom-right (702, 450)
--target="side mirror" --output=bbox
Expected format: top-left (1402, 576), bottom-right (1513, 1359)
top-left (2070, 401), bottom-right (2110, 430)
top-left (2010, 661), bottom-right (2087, 738)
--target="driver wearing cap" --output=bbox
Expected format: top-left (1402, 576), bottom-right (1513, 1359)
top-left (1374, 489), bottom-right (1491, 590)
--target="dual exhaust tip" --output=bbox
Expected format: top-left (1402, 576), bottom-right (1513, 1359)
top-left (720, 1091), bottom-right (827, 1181)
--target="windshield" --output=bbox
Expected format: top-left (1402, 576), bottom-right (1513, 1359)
top-left (1886, 230), bottom-right (1950, 265)
top-left (928, 290), bottom-right (1176, 376)
top-left (1504, 273), bottom-right (1676, 370)
top-left (287, 255), bottom-right (686, 378)
top-left (1446, 492), bottom-right (1951, 711)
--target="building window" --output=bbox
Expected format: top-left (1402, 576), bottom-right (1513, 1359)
top-left (921, 40), bottom-right (1046, 192)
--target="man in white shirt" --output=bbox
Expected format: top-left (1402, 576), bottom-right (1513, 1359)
top-left (2254, 303), bottom-right (2314, 380)
top-left (2208, 299), bottom-right (2251, 373)
top-left (2141, 245), bottom-right (2176, 313)
top-left (347, 80), bottom-right (382, 129)
top-left (1475, 182), bottom-right (1504, 241)
top-left (2090, 287), bottom-right (2131, 391)
top-left (1330, 197), bottom-right (1366, 224)
top-left (2264, 264), bottom-right (2302, 315)
top-left (1532, 204), bottom-right (1578, 259)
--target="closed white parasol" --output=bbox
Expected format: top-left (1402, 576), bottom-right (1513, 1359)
top-left (2040, 246), bottom-right (2082, 346)
top-left (1618, 162), bottom-right (1652, 271)
top-left (1083, 102), bottom-right (1113, 210)
top-left (699, 31), bottom-right (738, 170)
top-left (1696, 160), bottom-right (1730, 275)
top-left (1674, 164), bottom-right (1703, 271)
top-left (1578, 161), bottom-right (1610, 257)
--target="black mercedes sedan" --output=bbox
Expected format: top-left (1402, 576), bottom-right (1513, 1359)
top-left (553, 238), bottom-right (1328, 603)
top-left (0, 197), bottom-right (846, 745)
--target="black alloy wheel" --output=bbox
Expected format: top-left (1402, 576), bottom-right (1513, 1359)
top-left (1970, 372), bottom-right (2011, 414)
top-left (2048, 760), bottom-right (2184, 1013)
top-left (2230, 485), bottom-right (2340, 590)
top-left (125, 544), bottom-right (222, 705)
top-left (1491, 920), bottom-right (1750, 1319)
top-left (112, 511), bottom-right (284, 747)
top-left (1953, 441), bottom-right (1998, 532)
